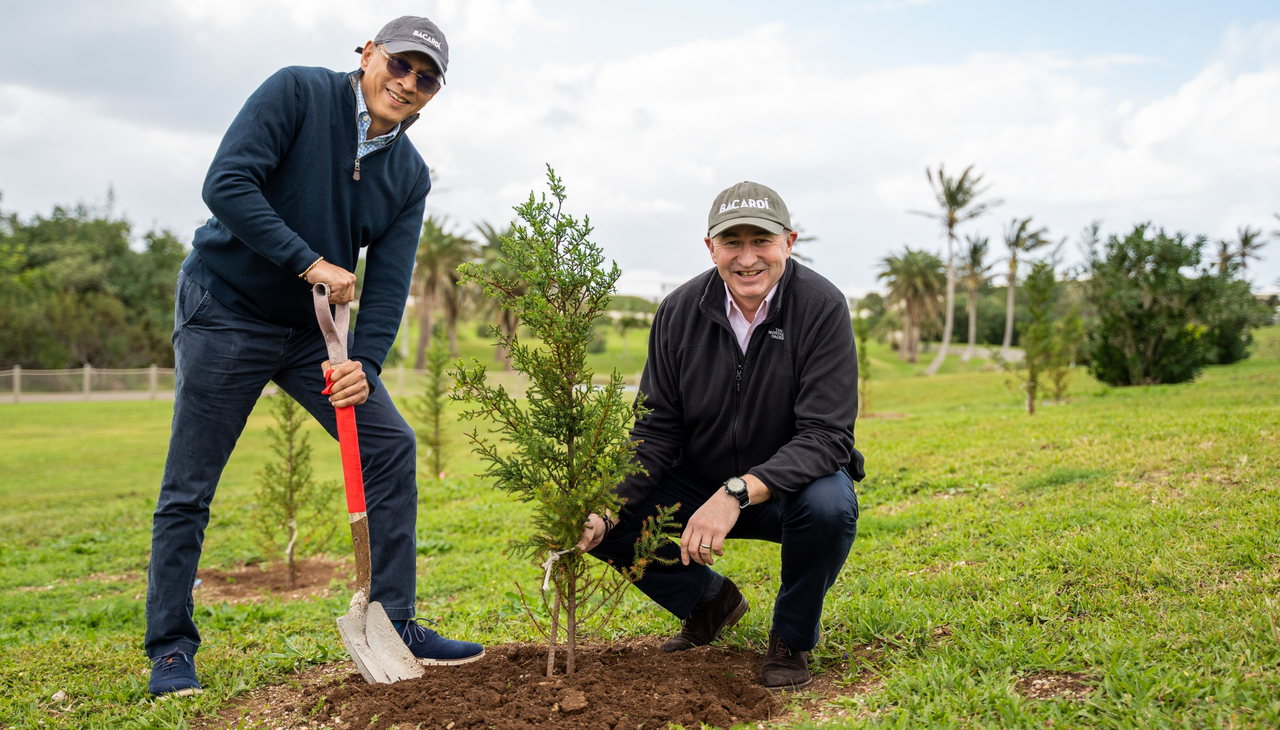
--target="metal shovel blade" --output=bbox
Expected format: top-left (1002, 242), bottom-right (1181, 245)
top-left (336, 590), bottom-right (424, 684)
top-left (335, 515), bottom-right (424, 684)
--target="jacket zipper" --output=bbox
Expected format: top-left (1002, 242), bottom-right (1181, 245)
top-left (731, 355), bottom-right (744, 475)
top-left (349, 74), bottom-right (419, 182)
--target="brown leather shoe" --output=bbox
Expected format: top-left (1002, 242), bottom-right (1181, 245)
top-left (761, 630), bottom-right (812, 690)
top-left (660, 578), bottom-right (749, 653)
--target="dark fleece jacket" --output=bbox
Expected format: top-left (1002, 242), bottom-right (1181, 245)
top-left (617, 260), bottom-right (864, 520)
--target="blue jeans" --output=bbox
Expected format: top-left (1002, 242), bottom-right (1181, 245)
top-left (144, 272), bottom-right (418, 660)
top-left (588, 466), bottom-right (858, 651)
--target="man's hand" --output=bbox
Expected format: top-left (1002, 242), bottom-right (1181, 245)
top-left (680, 491), bottom-right (740, 566)
top-left (680, 474), bottom-right (773, 566)
top-left (576, 510), bottom-right (613, 552)
top-left (322, 359), bottom-right (369, 407)
top-left (306, 261), bottom-right (357, 304)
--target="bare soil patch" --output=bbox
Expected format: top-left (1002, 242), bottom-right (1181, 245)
top-left (1014, 671), bottom-right (1094, 701)
top-left (195, 641), bottom-right (787, 730)
top-left (194, 558), bottom-right (351, 604)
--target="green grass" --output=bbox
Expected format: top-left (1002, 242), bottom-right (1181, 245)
top-left (2, 327), bottom-right (1279, 728)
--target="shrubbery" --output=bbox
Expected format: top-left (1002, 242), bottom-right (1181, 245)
top-left (1083, 224), bottom-right (1269, 386)
top-left (0, 197), bottom-right (184, 368)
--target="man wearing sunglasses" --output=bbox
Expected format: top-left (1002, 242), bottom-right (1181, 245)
top-left (144, 17), bottom-right (483, 697)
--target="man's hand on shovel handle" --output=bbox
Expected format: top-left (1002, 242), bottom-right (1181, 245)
top-left (306, 261), bottom-right (357, 304)
top-left (322, 360), bottom-right (370, 407)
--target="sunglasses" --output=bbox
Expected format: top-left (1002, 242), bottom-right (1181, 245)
top-left (372, 44), bottom-right (442, 96)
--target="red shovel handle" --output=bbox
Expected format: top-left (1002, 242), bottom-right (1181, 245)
top-left (326, 369), bottom-right (366, 514)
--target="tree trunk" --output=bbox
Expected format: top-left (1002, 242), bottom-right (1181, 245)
top-left (444, 280), bottom-right (461, 357)
top-left (546, 589), bottom-right (561, 677)
top-left (415, 280), bottom-right (437, 369)
top-left (1002, 260), bottom-right (1016, 360)
top-left (285, 518), bottom-right (298, 591)
top-left (566, 576), bottom-right (577, 675)
top-left (962, 282), bottom-right (978, 362)
top-left (926, 232), bottom-right (956, 376)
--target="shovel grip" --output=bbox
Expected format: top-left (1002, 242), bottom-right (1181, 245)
top-left (336, 404), bottom-right (366, 514)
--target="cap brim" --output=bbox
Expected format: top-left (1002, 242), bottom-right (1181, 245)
top-left (381, 40), bottom-right (447, 81)
top-left (708, 217), bottom-right (786, 238)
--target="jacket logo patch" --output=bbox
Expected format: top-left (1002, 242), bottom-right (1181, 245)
top-left (768, 328), bottom-right (784, 341)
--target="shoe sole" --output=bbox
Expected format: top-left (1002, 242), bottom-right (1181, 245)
top-left (418, 648), bottom-right (486, 667)
top-left (156, 687), bottom-right (203, 699)
top-left (764, 676), bottom-right (813, 692)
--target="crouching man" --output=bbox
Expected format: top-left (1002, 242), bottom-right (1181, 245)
top-left (578, 181), bottom-right (863, 690)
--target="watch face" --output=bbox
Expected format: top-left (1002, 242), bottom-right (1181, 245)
top-left (725, 477), bottom-right (747, 494)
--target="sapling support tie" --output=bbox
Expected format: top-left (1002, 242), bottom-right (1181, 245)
top-left (541, 548), bottom-right (574, 592)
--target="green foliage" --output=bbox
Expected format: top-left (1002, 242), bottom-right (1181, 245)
top-left (852, 310), bottom-right (872, 415)
top-left (451, 166), bottom-right (677, 674)
top-left (878, 247), bottom-right (946, 362)
top-left (251, 393), bottom-right (338, 588)
top-left (1083, 224), bottom-right (1263, 385)
top-left (1003, 262), bottom-right (1084, 412)
top-left (408, 336), bottom-right (451, 479)
top-left (0, 197), bottom-right (185, 368)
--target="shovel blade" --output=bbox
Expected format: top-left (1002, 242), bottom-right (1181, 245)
top-left (336, 590), bottom-right (424, 684)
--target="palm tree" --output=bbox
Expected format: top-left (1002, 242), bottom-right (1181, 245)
top-left (474, 221), bottom-right (522, 369)
top-left (878, 247), bottom-right (946, 363)
top-left (413, 216), bottom-right (475, 368)
top-left (1234, 225), bottom-right (1267, 275)
top-left (959, 234), bottom-right (993, 362)
top-left (1000, 217), bottom-right (1049, 360)
top-left (910, 165), bottom-right (1002, 376)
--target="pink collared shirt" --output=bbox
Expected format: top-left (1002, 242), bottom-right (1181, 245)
top-left (725, 281), bottom-right (779, 354)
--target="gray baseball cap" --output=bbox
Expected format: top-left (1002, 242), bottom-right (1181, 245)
top-left (373, 16), bottom-right (449, 80)
top-left (707, 181), bottom-right (791, 238)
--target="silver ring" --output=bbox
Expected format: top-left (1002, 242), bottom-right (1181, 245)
top-left (699, 543), bottom-right (712, 550)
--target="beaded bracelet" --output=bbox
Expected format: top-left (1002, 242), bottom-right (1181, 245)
top-left (299, 256), bottom-right (325, 279)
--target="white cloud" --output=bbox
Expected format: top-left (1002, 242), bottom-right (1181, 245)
top-left (2, 14), bottom-right (1278, 291)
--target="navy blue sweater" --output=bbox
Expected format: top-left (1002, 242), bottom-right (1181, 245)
top-left (183, 66), bottom-right (431, 393)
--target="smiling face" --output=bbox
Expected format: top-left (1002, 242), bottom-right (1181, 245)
top-left (705, 224), bottom-right (796, 317)
top-left (358, 42), bottom-right (437, 137)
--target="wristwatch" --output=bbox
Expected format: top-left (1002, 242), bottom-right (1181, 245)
top-left (723, 476), bottom-right (751, 509)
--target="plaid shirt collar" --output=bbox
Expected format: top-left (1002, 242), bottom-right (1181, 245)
top-left (354, 71), bottom-right (401, 159)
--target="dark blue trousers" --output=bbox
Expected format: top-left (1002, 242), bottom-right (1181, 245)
top-left (589, 466), bottom-right (858, 651)
top-left (144, 272), bottom-right (418, 660)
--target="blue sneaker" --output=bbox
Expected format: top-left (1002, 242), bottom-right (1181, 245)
top-left (391, 620), bottom-right (485, 665)
top-left (148, 650), bottom-right (202, 696)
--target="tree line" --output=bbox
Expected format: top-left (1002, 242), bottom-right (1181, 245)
top-left (861, 165), bottom-right (1277, 391)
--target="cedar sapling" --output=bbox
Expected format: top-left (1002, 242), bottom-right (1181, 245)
top-left (252, 392), bottom-right (338, 589)
top-left (408, 334), bottom-right (451, 479)
top-left (452, 166), bottom-right (678, 676)
top-left (852, 309), bottom-right (872, 416)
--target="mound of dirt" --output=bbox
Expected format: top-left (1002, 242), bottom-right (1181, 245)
top-left (200, 641), bottom-right (783, 730)
top-left (194, 558), bottom-right (350, 603)
top-left (1014, 671), bottom-right (1094, 700)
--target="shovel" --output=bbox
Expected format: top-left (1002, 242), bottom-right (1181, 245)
top-left (312, 283), bottom-right (424, 684)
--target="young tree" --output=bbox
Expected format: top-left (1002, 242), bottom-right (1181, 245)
top-left (407, 335), bottom-right (451, 479)
top-left (851, 309), bottom-right (872, 416)
top-left (959, 234), bottom-right (993, 362)
top-left (1004, 260), bottom-right (1052, 414)
top-left (452, 167), bottom-right (676, 676)
top-left (1000, 217), bottom-right (1050, 360)
top-left (911, 165), bottom-right (1002, 376)
top-left (252, 392), bottom-right (338, 589)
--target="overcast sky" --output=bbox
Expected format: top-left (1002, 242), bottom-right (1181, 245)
top-left (2, 0), bottom-right (1279, 298)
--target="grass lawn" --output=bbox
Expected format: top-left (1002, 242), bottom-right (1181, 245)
top-left (1, 327), bottom-right (1278, 728)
